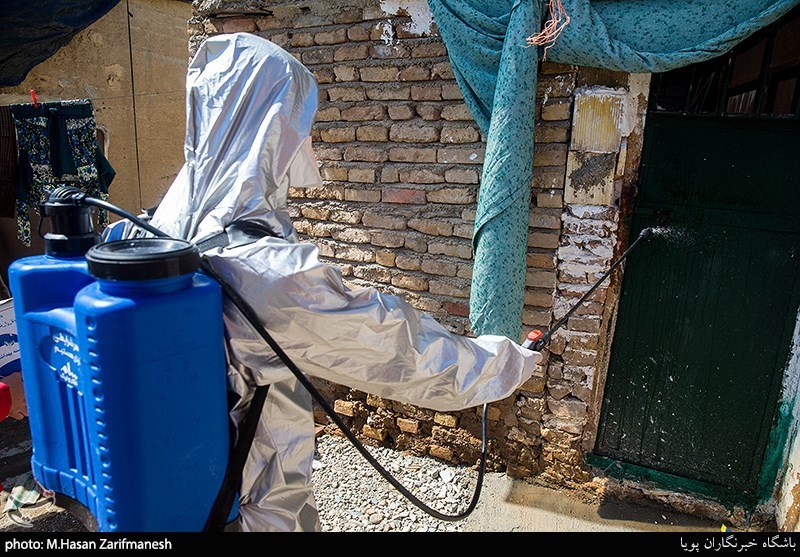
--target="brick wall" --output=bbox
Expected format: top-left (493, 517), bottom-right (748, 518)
top-left (188, 0), bottom-right (647, 486)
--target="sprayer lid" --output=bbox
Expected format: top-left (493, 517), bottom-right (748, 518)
top-left (86, 238), bottom-right (201, 281)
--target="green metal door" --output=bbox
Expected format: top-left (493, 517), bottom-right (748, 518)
top-left (594, 113), bottom-right (800, 505)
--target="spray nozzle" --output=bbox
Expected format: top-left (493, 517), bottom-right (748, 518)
top-left (41, 186), bottom-right (100, 257)
top-left (639, 227), bottom-right (653, 241)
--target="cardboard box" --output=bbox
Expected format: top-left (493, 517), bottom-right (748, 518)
top-left (0, 298), bottom-right (21, 377)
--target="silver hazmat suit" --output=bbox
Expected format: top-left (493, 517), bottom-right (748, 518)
top-left (123, 32), bottom-right (543, 532)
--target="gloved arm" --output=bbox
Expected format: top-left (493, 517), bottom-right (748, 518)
top-left (208, 238), bottom-right (542, 412)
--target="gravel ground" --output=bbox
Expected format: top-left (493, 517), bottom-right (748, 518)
top-left (313, 433), bottom-right (476, 532)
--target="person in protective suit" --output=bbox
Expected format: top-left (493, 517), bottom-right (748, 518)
top-left (120, 32), bottom-right (543, 532)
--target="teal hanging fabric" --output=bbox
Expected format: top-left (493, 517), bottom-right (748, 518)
top-left (427, 0), bottom-right (800, 340)
top-left (428, 0), bottom-right (542, 341)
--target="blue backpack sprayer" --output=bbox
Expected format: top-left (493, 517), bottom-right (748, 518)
top-left (8, 187), bottom-right (652, 532)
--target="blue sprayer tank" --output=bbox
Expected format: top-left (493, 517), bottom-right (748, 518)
top-left (8, 193), bottom-right (234, 532)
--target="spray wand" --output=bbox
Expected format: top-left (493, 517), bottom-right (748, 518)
top-left (522, 226), bottom-right (653, 351)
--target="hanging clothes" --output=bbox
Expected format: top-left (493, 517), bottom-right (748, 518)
top-left (0, 106), bottom-right (18, 219)
top-left (10, 99), bottom-right (115, 246)
top-left (427, 0), bottom-right (800, 340)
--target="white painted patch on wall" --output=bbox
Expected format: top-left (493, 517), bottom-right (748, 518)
top-left (380, 0), bottom-right (435, 36)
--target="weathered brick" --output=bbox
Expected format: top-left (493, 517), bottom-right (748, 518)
top-left (395, 254), bottom-right (421, 270)
top-left (334, 44), bottom-right (369, 61)
top-left (220, 17), bottom-right (256, 33)
top-left (331, 228), bottom-right (370, 243)
top-left (429, 279), bottom-right (469, 297)
top-left (348, 168), bottom-right (375, 183)
top-left (335, 8), bottom-right (363, 24)
top-left (344, 146), bottom-right (388, 162)
top-left (315, 29), bottom-right (347, 45)
top-left (541, 99), bottom-right (572, 121)
top-left (362, 213), bottom-right (407, 230)
top-left (388, 104), bottom-right (415, 120)
top-left (399, 168), bottom-right (444, 184)
top-left (568, 316), bottom-right (601, 333)
top-left (431, 61), bottom-right (454, 80)
top-left (541, 62), bottom-right (577, 74)
top-left (313, 68), bottom-right (335, 84)
top-left (441, 83), bottom-right (464, 100)
top-left (537, 74), bottom-right (575, 98)
top-left (382, 188), bottom-right (427, 204)
top-left (399, 65), bottom-right (431, 81)
top-left (441, 104), bottom-right (472, 121)
top-left (427, 187), bottom-right (475, 204)
top-left (362, 424), bottom-right (388, 441)
top-left (404, 236), bottom-right (428, 253)
top-left (375, 250), bottom-right (396, 266)
top-left (441, 127), bottom-right (480, 144)
top-left (396, 21), bottom-right (432, 39)
top-left (389, 124), bottom-right (439, 143)
top-left (412, 42), bottom-right (447, 58)
top-left (537, 190), bottom-right (564, 208)
top-left (344, 188), bottom-right (381, 202)
top-left (326, 87), bottom-right (366, 102)
top-left (525, 288), bottom-right (555, 307)
top-left (444, 168), bottom-right (479, 184)
top-left (370, 20), bottom-right (395, 41)
top-left (526, 269), bottom-right (557, 288)
top-left (529, 210), bottom-right (562, 229)
top-left (527, 253), bottom-right (557, 269)
top-left (522, 307), bottom-right (551, 327)
top-left (341, 105), bottom-right (385, 121)
top-left (537, 123), bottom-right (570, 143)
top-left (291, 32), bottom-right (315, 47)
top-left (453, 223), bottom-right (473, 239)
top-left (309, 222), bottom-right (340, 238)
top-left (353, 264), bottom-right (392, 283)
top-left (421, 259), bottom-right (457, 276)
top-left (391, 273), bottom-right (429, 291)
top-left (428, 242), bottom-right (473, 259)
top-left (388, 147), bottom-right (437, 163)
top-left (333, 65), bottom-right (357, 82)
top-left (408, 218), bottom-right (452, 236)
top-left (370, 230), bottom-right (405, 248)
top-left (336, 245), bottom-right (375, 262)
top-left (534, 169), bottom-right (566, 190)
top-left (416, 104), bottom-right (442, 120)
top-left (360, 66), bottom-right (400, 82)
top-left (347, 25), bottom-right (371, 42)
top-left (302, 185), bottom-right (345, 200)
top-left (301, 206), bottom-right (330, 220)
top-left (316, 107), bottom-right (341, 122)
top-left (410, 85), bottom-right (442, 101)
top-left (534, 144), bottom-right (568, 167)
top-left (434, 412), bottom-right (458, 427)
top-left (302, 49), bottom-right (334, 65)
top-left (334, 399), bottom-right (356, 417)
top-left (381, 167), bottom-right (399, 182)
top-left (429, 445), bottom-right (453, 461)
top-left (370, 44), bottom-right (410, 59)
top-left (397, 417), bottom-right (420, 434)
top-left (294, 12), bottom-right (329, 28)
top-left (443, 301), bottom-right (469, 317)
top-left (254, 16), bottom-right (280, 31)
top-left (321, 166), bottom-right (348, 181)
top-left (366, 86), bottom-right (411, 100)
top-left (320, 127), bottom-right (356, 143)
top-left (330, 210), bottom-right (363, 224)
top-left (317, 242), bottom-right (335, 257)
top-left (437, 148), bottom-right (484, 165)
top-left (356, 126), bottom-right (389, 142)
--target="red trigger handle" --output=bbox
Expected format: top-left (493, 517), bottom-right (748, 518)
top-left (522, 329), bottom-right (543, 350)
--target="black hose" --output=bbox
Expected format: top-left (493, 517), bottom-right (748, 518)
top-left (75, 193), bottom-right (488, 523)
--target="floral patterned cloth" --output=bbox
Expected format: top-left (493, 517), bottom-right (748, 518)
top-left (10, 99), bottom-right (115, 246)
